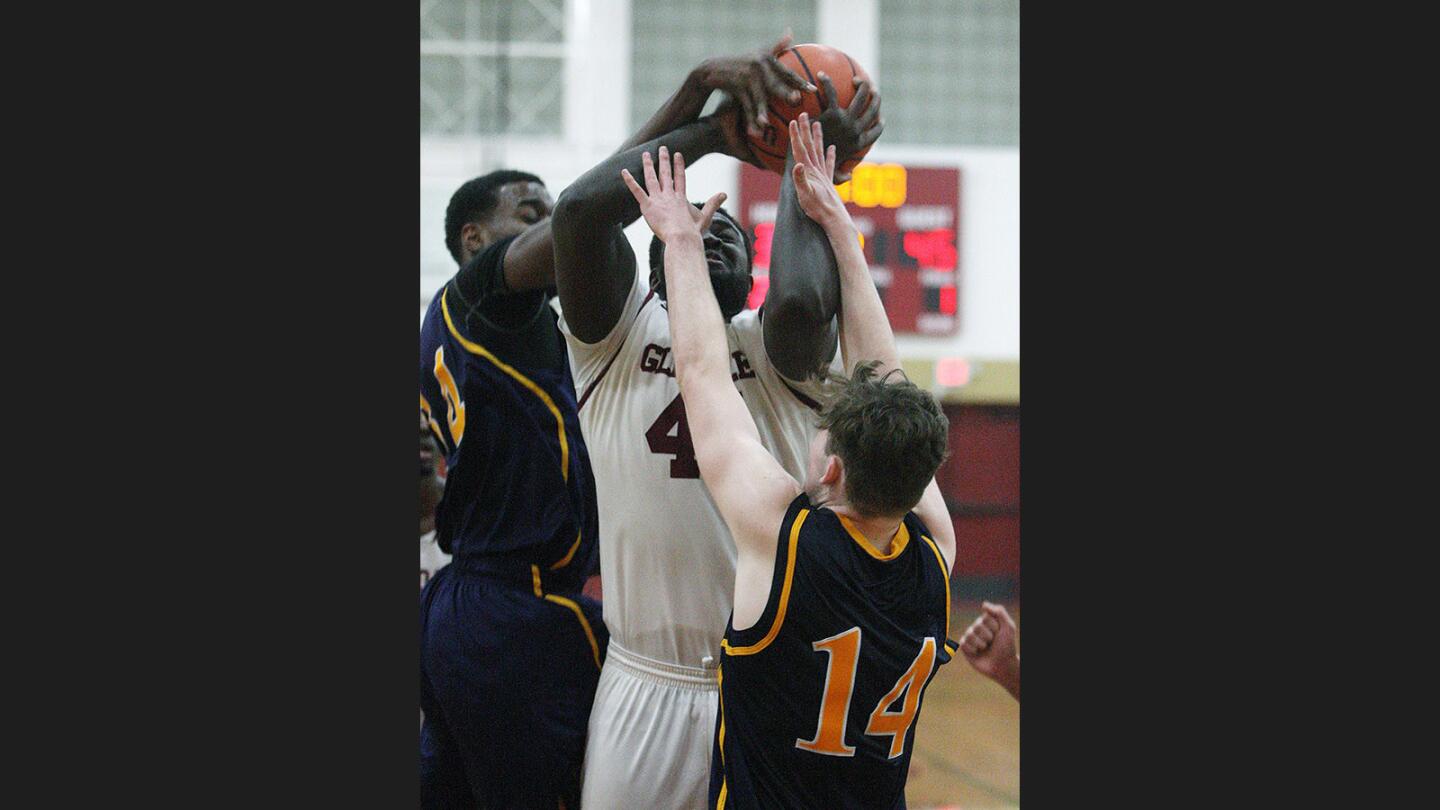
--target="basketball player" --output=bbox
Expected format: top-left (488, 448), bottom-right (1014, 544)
top-left (959, 602), bottom-right (1020, 701)
top-left (418, 39), bottom-right (847, 807)
top-left (619, 115), bottom-right (955, 808)
top-left (419, 167), bottom-right (607, 809)
top-left (552, 55), bottom-right (883, 809)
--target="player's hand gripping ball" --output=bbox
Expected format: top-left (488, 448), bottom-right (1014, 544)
top-left (745, 43), bottom-right (883, 183)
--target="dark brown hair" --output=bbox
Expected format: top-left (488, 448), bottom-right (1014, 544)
top-left (817, 361), bottom-right (949, 517)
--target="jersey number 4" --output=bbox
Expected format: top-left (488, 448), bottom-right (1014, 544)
top-left (795, 628), bottom-right (938, 759)
top-left (645, 393), bottom-right (699, 479)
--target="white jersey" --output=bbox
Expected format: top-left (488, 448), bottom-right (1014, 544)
top-left (419, 529), bottom-right (451, 590)
top-left (561, 270), bottom-right (831, 669)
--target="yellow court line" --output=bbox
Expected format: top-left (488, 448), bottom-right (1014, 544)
top-left (722, 509), bottom-right (809, 656)
top-left (441, 288), bottom-right (570, 482)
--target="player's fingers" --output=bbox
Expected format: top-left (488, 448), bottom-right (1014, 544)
top-left (811, 119), bottom-right (824, 159)
top-left (745, 65), bottom-right (771, 128)
top-left (793, 115), bottom-right (815, 166)
top-left (620, 168), bottom-right (647, 204)
top-left (981, 615), bottom-right (1001, 635)
top-left (982, 602), bottom-right (1013, 625)
top-left (657, 145), bottom-right (672, 191)
top-left (673, 151), bottom-right (686, 198)
top-left (847, 79), bottom-right (872, 118)
top-left (735, 91), bottom-right (761, 139)
top-left (641, 149), bottom-right (659, 191)
top-left (855, 118), bottom-right (884, 150)
top-left (697, 192), bottom-right (727, 231)
top-left (858, 92), bottom-right (882, 130)
top-left (959, 637), bottom-right (984, 657)
top-left (770, 31), bottom-right (794, 57)
top-left (826, 145), bottom-right (837, 179)
top-left (788, 119), bottom-right (806, 164)
top-left (791, 161), bottom-right (808, 193)
top-left (972, 622), bottom-right (995, 645)
top-left (763, 57), bottom-right (808, 103)
top-left (816, 71), bottom-right (839, 110)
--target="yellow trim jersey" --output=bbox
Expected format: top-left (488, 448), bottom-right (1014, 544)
top-left (711, 495), bottom-right (957, 809)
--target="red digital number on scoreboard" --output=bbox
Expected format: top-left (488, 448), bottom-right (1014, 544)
top-left (738, 163), bottom-right (961, 336)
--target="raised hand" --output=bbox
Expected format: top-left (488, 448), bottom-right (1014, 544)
top-left (788, 112), bottom-right (849, 231)
top-left (696, 33), bottom-right (816, 139)
top-left (814, 72), bottom-right (883, 183)
top-left (620, 146), bottom-right (727, 244)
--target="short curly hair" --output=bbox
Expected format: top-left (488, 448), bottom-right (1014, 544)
top-left (817, 361), bottom-right (949, 517)
top-left (444, 170), bottom-right (544, 264)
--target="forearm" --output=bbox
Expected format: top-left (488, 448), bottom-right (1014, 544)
top-left (557, 119), bottom-right (725, 231)
top-left (763, 152), bottom-right (841, 380)
top-left (554, 119), bottom-right (726, 341)
top-left (825, 219), bottom-right (899, 375)
top-left (615, 68), bottom-right (710, 154)
top-left (499, 219), bottom-right (556, 292)
top-left (664, 232), bottom-right (732, 384)
top-left (992, 657), bottom-right (1020, 701)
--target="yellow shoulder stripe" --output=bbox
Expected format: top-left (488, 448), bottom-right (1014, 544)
top-left (441, 288), bottom-right (570, 483)
top-left (722, 509), bottom-right (808, 657)
top-left (920, 534), bottom-right (952, 641)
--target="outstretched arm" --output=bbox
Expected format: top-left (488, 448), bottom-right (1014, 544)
top-left (789, 114), bottom-right (955, 566)
top-left (763, 74), bottom-right (884, 381)
top-left (552, 120), bottom-right (728, 343)
top-left (620, 148), bottom-right (802, 558)
top-left (495, 37), bottom-right (813, 299)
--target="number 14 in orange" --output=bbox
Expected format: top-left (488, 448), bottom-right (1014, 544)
top-left (795, 627), bottom-right (938, 759)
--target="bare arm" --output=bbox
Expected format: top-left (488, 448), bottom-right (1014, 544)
top-left (762, 74), bottom-right (885, 381)
top-left (502, 38), bottom-right (812, 296)
top-left (620, 149), bottom-right (801, 560)
top-left (789, 114), bottom-right (956, 566)
top-left (552, 120), bottom-right (728, 343)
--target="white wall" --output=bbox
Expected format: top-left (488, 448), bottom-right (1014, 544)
top-left (421, 0), bottom-right (1017, 365)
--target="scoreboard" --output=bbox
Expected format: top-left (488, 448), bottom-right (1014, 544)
top-left (737, 162), bottom-right (962, 335)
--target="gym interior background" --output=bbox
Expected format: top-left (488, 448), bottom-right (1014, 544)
top-left (422, 2), bottom-right (1019, 804)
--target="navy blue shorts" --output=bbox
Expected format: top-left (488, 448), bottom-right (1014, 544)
top-left (420, 564), bottom-right (607, 808)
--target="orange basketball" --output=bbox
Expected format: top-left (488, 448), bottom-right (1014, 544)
top-left (745, 43), bottom-right (875, 176)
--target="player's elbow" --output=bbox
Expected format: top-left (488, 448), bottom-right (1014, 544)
top-left (551, 186), bottom-right (587, 227)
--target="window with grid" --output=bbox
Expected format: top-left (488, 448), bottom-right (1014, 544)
top-left (420, 0), bottom-right (567, 137)
top-left (878, 0), bottom-right (1018, 146)
top-left (629, 0), bottom-right (818, 131)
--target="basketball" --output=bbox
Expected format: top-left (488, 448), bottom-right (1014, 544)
top-left (746, 43), bottom-right (875, 176)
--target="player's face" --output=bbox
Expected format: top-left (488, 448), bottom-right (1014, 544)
top-left (651, 212), bottom-right (752, 320)
top-left (470, 181), bottom-right (553, 255)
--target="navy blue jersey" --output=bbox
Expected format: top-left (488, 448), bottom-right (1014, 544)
top-left (711, 495), bottom-right (957, 810)
top-left (418, 236), bottom-right (598, 588)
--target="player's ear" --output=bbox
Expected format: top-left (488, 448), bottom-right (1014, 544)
top-left (462, 221), bottom-right (486, 256)
top-left (822, 454), bottom-right (843, 487)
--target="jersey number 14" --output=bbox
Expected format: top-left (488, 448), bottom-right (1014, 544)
top-left (796, 628), bottom-right (938, 759)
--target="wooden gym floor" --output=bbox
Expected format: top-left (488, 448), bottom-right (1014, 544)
top-left (906, 600), bottom-right (1020, 809)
